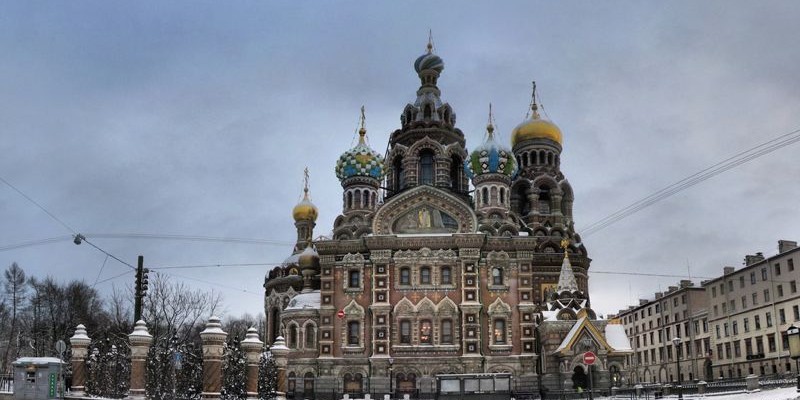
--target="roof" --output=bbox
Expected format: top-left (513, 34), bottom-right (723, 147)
top-left (285, 291), bottom-right (321, 310)
top-left (553, 317), bottom-right (632, 356)
top-left (604, 324), bottom-right (633, 352)
top-left (13, 357), bottom-right (64, 366)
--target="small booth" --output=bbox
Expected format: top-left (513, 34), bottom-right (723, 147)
top-left (12, 357), bottom-right (64, 399)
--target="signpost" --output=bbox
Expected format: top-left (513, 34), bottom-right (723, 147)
top-left (584, 351), bottom-right (596, 400)
top-left (55, 340), bottom-right (66, 399)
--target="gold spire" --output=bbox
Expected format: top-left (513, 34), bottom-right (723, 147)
top-left (427, 29), bottom-right (434, 54)
top-left (486, 103), bottom-right (495, 137)
top-left (358, 105), bottom-right (367, 144)
top-left (560, 238), bottom-right (570, 260)
top-left (512, 80), bottom-right (562, 146)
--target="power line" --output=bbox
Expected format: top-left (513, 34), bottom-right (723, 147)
top-left (84, 233), bottom-right (293, 246)
top-left (581, 127), bottom-right (800, 237)
top-left (94, 269), bottom-right (135, 286)
top-left (589, 270), bottom-right (713, 280)
top-left (0, 175), bottom-right (78, 234)
top-left (151, 262), bottom-right (283, 270)
top-left (154, 270), bottom-right (262, 297)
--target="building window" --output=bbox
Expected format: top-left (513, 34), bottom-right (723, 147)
top-left (732, 321), bottom-right (738, 335)
top-left (761, 268), bottom-right (768, 281)
top-left (400, 320), bottom-right (411, 344)
top-left (420, 320), bottom-right (432, 344)
top-left (347, 321), bottom-right (360, 345)
top-left (742, 296), bottom-right (747, 309)
top-left (744, 317), bottom-right (750, 332)
top-left (792, 280), bottom-right (797, 294)
top-left (441, 267), bottom-right (452, 285)
top-left (780, 308), bottom-right (786, 325)
top-left (775, 263), bottom-right (782, 276)
top-left (755, 315), bottom-right (761, 330)
top-left (420, 267), bottom-right (431, 284)
top-left (794, 305), bottom-right (800, 320)
top-left (764, 289), bottom-right (770, 303)
top-left (492, 267), bottom-right (503, 286)
top-left (393, 157), bottom-right (405, 192)
top-left (739, 276), bottom-right (745, 288)
top-left (753, 292), bottom-right (758, 306)
top-left (778, 285), bottom-right (784, 297)
top-left (305, 325), bottom-right (316, 348)
top-left (441, 319), bottom-right (453, 344)
top-left (289, 325), bottom-right (298, 349)
top-left (400, 268), bottom-right (410, 285)
top-left (751, 272), bottom-right (756, 284)
top-left (419, 150), bottom-right (435, 185)
top-left (789, 259), bottom-right (795, 271)
top-left (493, 319), bottom-right (506, 344)
top-left (349, 270), bottom-right (360, 288)
top-left (766, 312), bottom-right (773, 328)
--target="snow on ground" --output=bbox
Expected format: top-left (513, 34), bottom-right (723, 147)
top-left (599, 386), bottom-right (800, 400)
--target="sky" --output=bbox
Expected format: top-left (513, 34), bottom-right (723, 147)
top-left (1, 1), bottom-right (799, 321)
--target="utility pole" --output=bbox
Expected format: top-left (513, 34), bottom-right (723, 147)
top-left (134, 255), bottom-right (149, 322)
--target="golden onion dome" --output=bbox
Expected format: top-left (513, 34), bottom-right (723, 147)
top-left (297, 245), bottom-right (320, 269)
top-left (511, 113), bottom-right (562, 146)
top-left (292, 188), bottom-right (318, 222)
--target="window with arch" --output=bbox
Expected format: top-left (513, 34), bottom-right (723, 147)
top-left (344, 373), bottom-right (363, 394)
top-left (271, 308), bottom-right (280, 344)
top-left (420, 150), bottom-right (435, 185)
top-left (499, 187), bottom-right (506, 205)
top-left (347, 191), bottom-right (353, 209)
top-left (400, 320), bottom-right (411, 344)
top-left (538, 187), bottom-right (551, 214)
top-left (303, 372), bottom-right (315, 396)
top-left (289, 324), bottom-right (298, 349)
top-left (348, 270), bottom-right (360, 289)
top-left (492, 267), bottom-right (503, 286)
top-left (482, 187), bottom-right (489, 206)
top-left (450, 155), bottom-right (463, 192)
top-left (441, 266), bottom-right (452, 285)
top-left (441, 319), bottom-right (453, 344)
top-left (354, 189), bottom-right (361, 207)
top-left (493, 319), bottom-right (507, 344)
top-left (305, 324), bottom-right (315, 349)
top-left (420, 320), bottom-right (433, 344)
top-left (347, 321), bottom-right (360, 346)
top-left (423, 104), bottom-right (432, 119)
top-left (400, 267), bottom-right (411, 285)
top-left (393, 157), bottom-right (404, 192)
top-left (362, 191), bottom-right (369, 208)
top-left (420, 266), bottom-right (431, 284)
top-left (288, 371), bottom-right (297, 394)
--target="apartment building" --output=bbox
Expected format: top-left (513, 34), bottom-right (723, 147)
top-left (616, 280), bottom-right (711, 384)
top-left (705, 240), bottom-right (800, 379)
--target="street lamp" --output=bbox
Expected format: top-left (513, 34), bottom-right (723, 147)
top-left (672, 337), bottom-right (683, 400)
top-left (387, 357), bottom-right (394, 399)
top-left (785, 324), bottom-right (800, 392)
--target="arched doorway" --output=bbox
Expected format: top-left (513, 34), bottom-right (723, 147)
top-left (396, 373), bottom-right (417, 396)
top-left (610, 365), bottom-right (621, 387)
top-left (571, 366), bottom-right (588, 390)
top-left (704, 359), bottom-right (714, 381)
top-left (343, 373), bottom-right (363, 394)
top-left (303, 372), bottom-right (314, 398)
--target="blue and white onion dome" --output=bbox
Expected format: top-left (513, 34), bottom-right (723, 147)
top-left (335, 126), bottom-right (385, 182)
top-left (414, 42), bottom-right (444, 74)
top-left (465, 121), bottom-right (517, 180)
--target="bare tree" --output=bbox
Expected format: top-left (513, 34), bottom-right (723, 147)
top-left (141, 273), bottom-right (223, 343)
top-left (3, 263), bottom-right (26, 371)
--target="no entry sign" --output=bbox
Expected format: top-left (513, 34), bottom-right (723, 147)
top-left (583, 351), bottom-right (596, 365)
top-left (337, 309), bottom-right (345, 319)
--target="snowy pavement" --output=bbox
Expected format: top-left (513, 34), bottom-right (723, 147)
top-left (599, 386), bottom-right (800, 400)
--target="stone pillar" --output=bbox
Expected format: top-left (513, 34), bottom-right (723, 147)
top-left (746, 374), bottom-right (759, 391)
top-left (69, 324), bottom-right (91, 395)
top-left (241, 327), bottom-right (264, 399)
top-left (697, 380), bottom-right (707, 395)
top-left (271, 336), bottom-right (290, 400)
top-left (200, 316), bottom-right (228, 399)
top-left (127, 320), bottom-right (153, 399)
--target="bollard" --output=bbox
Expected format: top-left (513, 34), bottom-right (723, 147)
top-left (128, 320), bottom-right (153, 399)
top-left (745, 374), bottom-right (759, 392)
top-left (200, 316), bottom-right (228, 399)
top-left (69, 324), bottom-right (91, 395)
top-left (241, 327), bottom-right (264, 399)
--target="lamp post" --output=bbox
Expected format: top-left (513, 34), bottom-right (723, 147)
top-left (785, 324), bottom-right (800, 392)
top-left (672, 337), bottom-right (683, 400)
top-left (388, 357), bottom-right (394, 399)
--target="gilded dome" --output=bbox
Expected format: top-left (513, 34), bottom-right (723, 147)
top-left (297, 244), bottom-right (320, 269)
top-left (465, 122), bottom-right (517, 179)
top-left (511, 95), bottom-right (562, 146)
top-left (335, 127), bottom-right (384, 182)
top-left (292, 189), bottom-right (318, 222)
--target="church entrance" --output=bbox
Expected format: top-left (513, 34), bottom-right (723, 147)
top-left (571, 366), bottom-right (588, 390)
top-left (396, 373), bottom-right (416, 396)
top-left (343, 373), bottom-right (363, 394)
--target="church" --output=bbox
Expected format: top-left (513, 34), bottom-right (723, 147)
top-left (264, 40), bottom-right (632, 399)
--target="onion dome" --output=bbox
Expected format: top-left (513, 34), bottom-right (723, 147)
top-left (292, 170), bottom-right (318, 222)
top-left (511, 82), bottom-right (563, 146)
top-left (414, 46), bottom-right (444, 74)
top-left (465, 107), bottom-right (517, 179)
top-left (297, 244), bottom-right (320, 269)
top-left (335, 107), bottom-right (384, 182)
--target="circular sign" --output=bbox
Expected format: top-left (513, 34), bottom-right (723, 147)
top-left (583, 351), bottom-right (596, 365)
top-left (337, 310), bottom-right (345, 319)
top-left (55, 340), bottom-right (66, 356)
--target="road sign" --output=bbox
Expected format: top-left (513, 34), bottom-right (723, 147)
top-left (55, 340), bottom-right (66, 356)
top-left (583, 351), bottom-right (596, 365)
top-left (337, 310), bottom-right (345, 319)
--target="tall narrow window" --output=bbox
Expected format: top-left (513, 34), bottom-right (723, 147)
top-left (441, 267), bottom-right (452, 285)
top-left (349, 270), bottom-right (360, 288)
top-left (393, 157), bottom-right (404, 192)
top-left (481, 187), bottom-right (489, 206)
top-left (305, 325), bottom-right (315, 348)
top-left (400, 320), bottom-right (411, 344)
top-left (493, 319), bottom-right (506, 344)
top-left (420, 267), bottom-right (431, 284)
top-left (400, 268), bottom-right (410, 285)
top-left (420, 150), bottom-right (434, 185)
top-left (492, 267), bottom-right (503, 286)
top-left (347, 321), bottom-right (360, 345)
top-left (289, 325), bottom-right (298, 349)
top-left (441, 319), bottom-right (453, 344)
top-left (499, 188), bottom-right (506, 205)
top-left (450, 156), bottom-right (462, 192)
top-left (420, 320), bottom-right (432, 344)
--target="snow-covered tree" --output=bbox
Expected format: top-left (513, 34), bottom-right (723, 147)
top-left (84, 340), bottom-right (130, 398)
top-left (258, 351), bottom-right (278, 400)
top-left (221, 338), bottom-right (247, 399)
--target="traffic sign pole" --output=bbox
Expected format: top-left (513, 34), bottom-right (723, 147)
top-left (584, 351), bottom-right (596, 400)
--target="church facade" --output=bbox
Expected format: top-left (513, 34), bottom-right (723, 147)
top-left (264, 41), bottom-right (632, 399)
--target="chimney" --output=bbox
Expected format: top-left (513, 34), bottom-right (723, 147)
top-left (680, 280), bottom-right (693, 288)
top-left (655, 292), bottom-right (663, 299)
top-left (744, 253), bottom-right (765, 266)
top-left (639, 299), bottom-right (649, 306)
top-left (668, 286), bottom-right (678, 293)
top-left (779, 240), bottom-right (798, 254)
top-left (723, 266), bottom-right (735, 275)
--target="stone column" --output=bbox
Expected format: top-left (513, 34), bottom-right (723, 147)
top-left (200, 316), bottom-right (228, 399)
top-left (241, 327), bottom-right (264, 399)
top-left (270, 336), bottom-right (290, 400)
top-left (69, 324), bottom-right (91, 395)
top-left (127, 320), bottom-right (153, 399)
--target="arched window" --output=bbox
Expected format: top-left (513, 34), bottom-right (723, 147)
top-left (450, 156), bottom-right (462, 192)
top-left (347, 191), bottom-right (353, 209)
top-left (539, 187), bottom-right (551, 214)
top-left (521, 153), bottom-right (528, 167)
top-left (492, 267), bottom-right (503, 286)
top-left (288, 371), bottom-right (297, 394)
top-left (493, 319), bottom-right (506, 344)
top-left (305, 324), bottom-right (315, 349)
top-left (271, 308), bottom-right (280, 344)
top-left (400, 320), bottom-right (411, 344)
top-left (348, 270), bottom-right (360, 288)
top-left (303, 372), bottom-right (315, 396)
top-left (420, 150), bottom-right (435, 185)
top-left (441, 319), bottom-right (453, 344)
top-left (420, 267), bottom-right (431, 284)
top-left (481, 187), bottom-right (489, 206)
top-left (420, 320), bottom-right (433, 344)
top-left (441, 266), bottom-right (451, 285)
top-left (393, 157), bottom-right (405, 193)
top-left (490, 186), bottom-right (498, 206)
top-left (347, 321), bottom-right (360, 345)
top-left (344, 373), bottom-right (363, 394)
top-left (363, 191), bottom-right (369, 208)
top-left (424, 104), bottom-right (432, 119)
top-left (289, 325), bottom-right (298, 349)
top-left (400, 268), bottom-right (411, 285)
top-left (499, 188), bottom-right (506, 205)
top-left (406, 110), bottom-right (412, 124)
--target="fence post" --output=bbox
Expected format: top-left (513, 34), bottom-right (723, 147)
top-left (241, 327), bottom-right (264, 399)
top-left (745, 374), bottom-right (759, 391)
top-left (271, 336), bottom-right (290, 400)
top-left (69, 324), bottom-right (91, 396)
top-left (127, 320), bottom-right (153, 399)
top-left (200, 316), bottom-right (228, 399)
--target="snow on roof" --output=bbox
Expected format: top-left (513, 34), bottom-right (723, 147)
top-left (283, 253), bottom-right (300, 265)
top-left (13, 357), bottom-right (64, 365)
top-left (542, 310), bottom-right (559, 321)
top-left (286, 291), bottom-right (321, 310)
top-left (605, 323), bottom-right (633, 352)
top-left (395, 233), bottom-right (454, 237)
top-left (555, 317), bottom-right (587, 353)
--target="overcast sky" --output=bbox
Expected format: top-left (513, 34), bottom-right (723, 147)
top-left (2, 1), bottom-right (799, 321)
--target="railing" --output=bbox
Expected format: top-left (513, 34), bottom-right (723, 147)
top-left (0, 374), bottom-right (12, 393)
